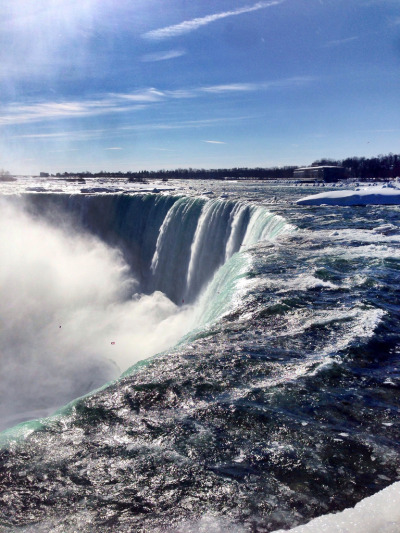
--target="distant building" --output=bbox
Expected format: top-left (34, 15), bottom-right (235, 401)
top-left (293, 166), bottom-right (345, 183)
top-left (40, 172), bottom-right (49, 177)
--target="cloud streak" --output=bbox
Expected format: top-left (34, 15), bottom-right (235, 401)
top-left (121, 116), bottom-right (255, 132)
top-left (324, 36), bottom-right (359, 47)
top-left (201, 83), bottom-right (255, 93)
top-left (142, 1), bottom-right (284, 40)
top-left (11, 117), bottom-right (256, 144)
top-left (0, 100), bottom-right (135, 126)
top-left (12, 129), bottom-right (108, 140)
top-left (141, 49), bottom-right (186, 62)
top-left (0, 96), bottom-right (149, 126)
top-left (111, 88), bottom-right (165, 102)
top-left (1, 77), bottom-right (314, 127)
top-left (201, 77), bottom-right (315, 93)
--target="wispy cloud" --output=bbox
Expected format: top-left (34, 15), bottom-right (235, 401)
top-left (201, 77), bottom-right (315, 93)
top-left (142, 1), bottom-right (284, 40)
top-left (202, 140), bottom-right (226, 144)
top-left (0, 93), bottom-right (152, 126)
top-left (10, 116), bottom-right (254, 142)
top-left (110, 88), bottom-right (165, 102)
top-left (165, 89), bottom-right (197, 99)
top-left (0, 100), bottom-right (137, 126)
top-left (122, 115), bottom-right (261, 131)
top-left (105, 147), bottom-right (122, 150)
top-left (1, 76), bottom-right (313, 127)
top-left (141, 49), bottom-right (186, 62)
top-left (11, 129), bottom-right (108, 140)
top-left (324, 36), bottom-right (359, 47)
top-left (201, 83), bottom-right (256, 93)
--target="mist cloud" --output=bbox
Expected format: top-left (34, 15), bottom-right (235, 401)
top-left (0, 199), bottom-right (196, 431)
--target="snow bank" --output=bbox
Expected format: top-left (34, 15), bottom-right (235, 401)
top-left (297, 183), bottom-right (400, 206)
top-left (273, 481), bottom-right (400, 533)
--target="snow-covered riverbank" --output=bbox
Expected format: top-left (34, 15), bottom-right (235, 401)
top-left (297, 182), bottom-right (400, 206)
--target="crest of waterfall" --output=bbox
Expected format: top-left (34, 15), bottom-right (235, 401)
top-left (147, 196), bottom-right (291, 304)
top-left (185, 200), bottom-right (235, 302)
top-left (16, 192), bottom-right (291, 305)
top-left (241, 205), bottom-right (290, 247)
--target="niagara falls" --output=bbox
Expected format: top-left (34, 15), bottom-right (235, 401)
top-left (0, 175), bottom-right (399, 533)
top-left (2, 0), bottom-right (400, 531)
top-left (0, 189), bottom-right (290, 430)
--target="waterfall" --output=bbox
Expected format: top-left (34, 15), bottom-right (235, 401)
top-left (184, 200), bottom-right (236, 302)
top-left (19, 193), bottom-right (291, 306)
top-left (149, 196), bottom-right (203, 302)
top-left (0, 192), bottom-right (292, 430)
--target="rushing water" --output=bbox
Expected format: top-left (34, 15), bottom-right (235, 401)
top-left (0, 178), bottom-right (399, 532)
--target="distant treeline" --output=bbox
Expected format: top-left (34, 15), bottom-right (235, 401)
top-left (127, 166), bottom-right (299, 181)
top-left (52, 166), bottom-right (297, 181)
top-left (312, 153), bottom-right (400, 180)
top-left (49, 153), bottom-right (400, 181)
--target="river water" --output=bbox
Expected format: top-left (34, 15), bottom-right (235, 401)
top-left (0, 178), bottom-right (399, 532)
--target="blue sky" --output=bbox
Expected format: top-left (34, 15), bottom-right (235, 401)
top-left (1, 0), bottom-right (400, 174)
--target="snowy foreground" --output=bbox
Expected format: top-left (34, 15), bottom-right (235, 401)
top-left (297, 183), bottom-right (400, 206)
top-left (274, 481), bottom-right (400, 533)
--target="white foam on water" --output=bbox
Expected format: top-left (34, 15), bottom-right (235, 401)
top-left (277, 273), bottom-right (340, 292)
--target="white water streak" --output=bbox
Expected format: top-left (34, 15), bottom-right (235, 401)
top-left (150, 202), bottom-right (176, 273)
top-left (186, 200), bottom-right (225, 291)
top-left (225, 203), bottom-right (248, 261)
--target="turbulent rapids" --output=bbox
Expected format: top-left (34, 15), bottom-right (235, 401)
top-left (0, 181), bottom-right (399, 532)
